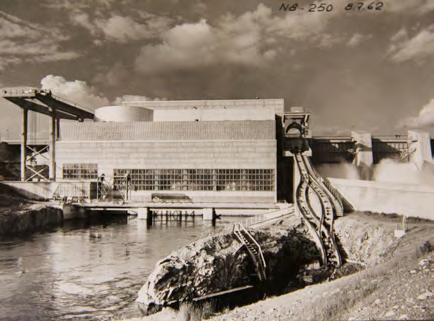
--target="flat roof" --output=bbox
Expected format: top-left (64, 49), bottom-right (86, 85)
top-left (121, 98), bottom-right (284, 112)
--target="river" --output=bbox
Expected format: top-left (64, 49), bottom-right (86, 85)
top-left (0, 214), bottom-right (232, 321)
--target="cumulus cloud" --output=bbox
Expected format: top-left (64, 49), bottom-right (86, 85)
top-left (39, 75), bottom-right (164, 108)
top-left (388, 25), bottom-right (434, 62)
top-left (401, 99), bottom-right (434, 129)
top-left (135, 19), bottom-right (218, 73)
top-left (40, 75), bottom-right (110, 108)
top-left (346, 33), bottom-right (372, 47)
top-left (70, 11), bottom-right (172, 43)
top-left (0, 11), bottom-right (80, 70)
top-left (135, 3), bottom-right (342, 74)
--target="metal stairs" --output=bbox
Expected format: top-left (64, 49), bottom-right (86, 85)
top-left (233, 223), bottom-right (267, 282)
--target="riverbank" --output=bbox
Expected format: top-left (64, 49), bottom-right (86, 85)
top-left (125, 212), bottom-right (434, 321)
top-left (0, 183), bottom-right (63, 236)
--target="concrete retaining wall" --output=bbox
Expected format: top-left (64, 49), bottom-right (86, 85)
top-left (329, 178), bottom-right (434, 220)
top-left (2, 181), bottom-right (57, 200)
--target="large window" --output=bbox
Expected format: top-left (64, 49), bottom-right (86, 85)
top-left (62, 163), bottom-right (98, 180)
top-left (186, 169), bottom-right (214, 191)
top-left (113, 169), bottom-right (154, 190)
top-left (113, 168), bottom-right (274, 191)
top-left (246, 169), bottom-right (275, 191)
top-left (217, 169), bottom-right (242, 191)
top-left (159, 169), bottom-right (183, 190)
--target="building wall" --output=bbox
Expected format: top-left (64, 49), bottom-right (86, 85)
top-left (59, 120), bottom-right (275, 141)
top-left (56, 120), bottom-right (277, 203)
top-left (56, 140), bottom-right (276, 171)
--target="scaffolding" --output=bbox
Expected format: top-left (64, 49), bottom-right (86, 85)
top-left (1, 87), bottom-right (94, 182)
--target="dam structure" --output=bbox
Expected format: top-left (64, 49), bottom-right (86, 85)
top-left (0, 87), bottom-right (433, 220)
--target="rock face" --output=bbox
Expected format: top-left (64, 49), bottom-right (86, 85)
top-left (0, 183), bottom-right (63, 236)
top-left (0, 204), bottom-right (63, 235)
top-left (137, 224), bottom-right (318, 315)
top-left (334, 212), bottom-right (400, 266)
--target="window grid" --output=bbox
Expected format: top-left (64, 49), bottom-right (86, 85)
top-left (186, 169), bottom-right (214, 191)
top-left (112, 169), bottom-right (274, 191)
top-left (62, 163), bottom-right (98, 180)
top-left (159, 169), bottom-right (183, 190)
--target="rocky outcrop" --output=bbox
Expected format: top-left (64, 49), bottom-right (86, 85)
top-left (0, 183), bottom-right (64, 235)
top-left (0, 204), bottom-right (63, 236)
top-left (137, 224), bottom-right (319, 315)
top-left (334, 212), bottom-right (400, 266)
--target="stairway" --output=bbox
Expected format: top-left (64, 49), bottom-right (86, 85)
top-left (233, 224), bottom-right (267, 282)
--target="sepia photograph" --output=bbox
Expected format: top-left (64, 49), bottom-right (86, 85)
top-left (0, 0), bottom-right (433, 320)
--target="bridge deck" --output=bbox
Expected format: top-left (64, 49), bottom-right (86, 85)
top-left (76, 201), bottom-right (280, 210)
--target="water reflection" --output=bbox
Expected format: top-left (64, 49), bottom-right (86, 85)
top-left (0, 214), bottom-right (231, 321)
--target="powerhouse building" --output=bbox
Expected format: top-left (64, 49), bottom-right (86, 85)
top-left (2, 89), bottom-right (432, 212)
top-left (55, 99), bottom-right (284, 204)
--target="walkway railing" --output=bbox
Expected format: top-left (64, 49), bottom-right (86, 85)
top-left (233, 223), bottom-right (267, 281)
top-left (237, 206), bottom-right (295, 229)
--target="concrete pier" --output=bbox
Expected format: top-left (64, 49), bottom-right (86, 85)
top-left (137, 207), bottom-right (150, 220)
top-left (408, 130), bottom-right (433, 169)
top-left (203, 208), bottom-right (214, 220)
top-left (351, 131), bottom-right (373, 179)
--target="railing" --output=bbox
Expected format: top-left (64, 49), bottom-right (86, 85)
top-left (237, 206), bottom-right (294, 228)
top-left (322, 177), bottom-right (345, 214)
top-left (233, 223), bottom-right (267, 281)
top-left (239, 223), bottom-right (267, 272)
top-left (400, 148), bottom-right (415, 161)
top-left (52, 181), bottom-right (92, 202)
top-left (294, 153), bottom-right (342, 267)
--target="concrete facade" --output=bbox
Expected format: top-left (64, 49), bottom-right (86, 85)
top-left (408, 130), bottom-right (433, 169)
top-left (351, 131), bottom-right (373, 168)
top-left (55, 103), bottom-right (280, 204)
top-left (313, 131), bottom-right (432, 169)
top-left (57, 140), bottom-right (276, 170)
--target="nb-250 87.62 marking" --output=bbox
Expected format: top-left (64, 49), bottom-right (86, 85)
top-left (279, 2), bottom-right (384, 12)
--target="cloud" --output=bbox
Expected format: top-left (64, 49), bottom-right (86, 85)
top-left (346, 33), bottom-right (372, 47)
top-left (390, 28), bottom-right (408, 43)
top-left (388, 25), bottom-right (434, 62)
top-left (39, 75), bottom-right (166, 108)
top-left (42, 0), bottom-right (117, 11)
top-left (135, 3), bottom-right (342, 74)
top-left (70, 11), bottom-right (172, 43)
top-left (135, 19), bottom-right (219, 73)
top-left (40, 75), bottom-right (110, 108)
top-left (318, 33), bottom-right (345, 48)
top-left (0, 11), bottom-right (80, 70)
top-left (401, 99), bottom-right (434, 129)
top-left (384, 0), bottom-right (434, 14)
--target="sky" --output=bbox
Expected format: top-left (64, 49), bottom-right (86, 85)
top-left (0, 0), bottom-right (434, 139)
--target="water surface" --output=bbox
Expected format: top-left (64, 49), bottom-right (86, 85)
top-left (0, 214), bottom-right (231, 321)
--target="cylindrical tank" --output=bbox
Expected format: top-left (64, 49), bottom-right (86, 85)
top-left (95, 105), bottom-right (153, 122)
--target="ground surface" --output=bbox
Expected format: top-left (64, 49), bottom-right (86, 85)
top-left (124, 212), bottom-right (434, 321)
